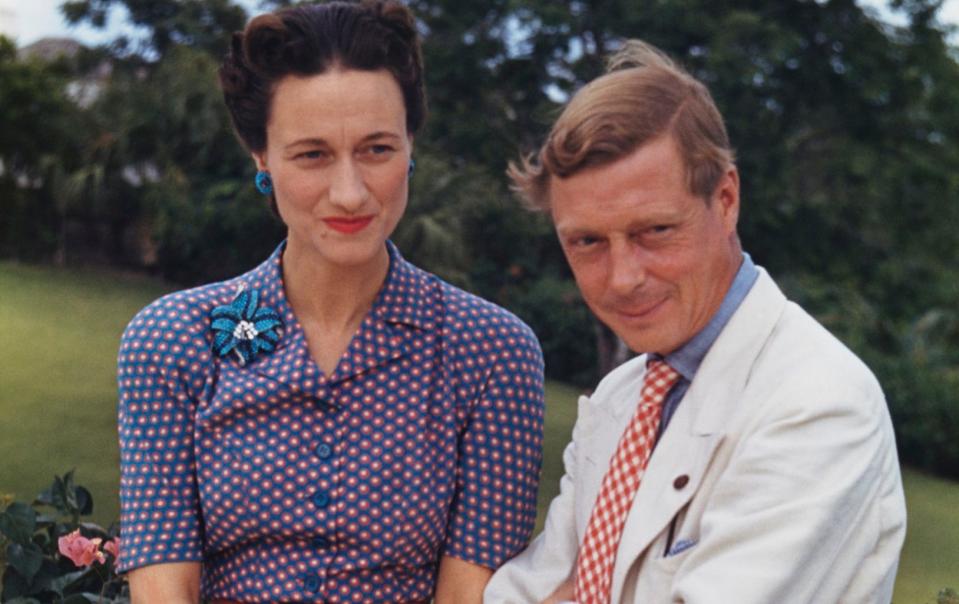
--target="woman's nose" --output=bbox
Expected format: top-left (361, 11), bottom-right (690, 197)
top-left (328, 160), bottom-right (369, 211)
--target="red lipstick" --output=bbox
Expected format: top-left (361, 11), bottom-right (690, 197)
top-left (323, 215), bottom-right (374, 234)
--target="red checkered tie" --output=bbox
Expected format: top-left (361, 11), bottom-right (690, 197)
top-left (574, 359), bottom-right (680, 604)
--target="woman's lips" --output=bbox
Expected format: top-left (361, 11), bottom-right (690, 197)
top-left (322, 215), bottom-right (374, 234)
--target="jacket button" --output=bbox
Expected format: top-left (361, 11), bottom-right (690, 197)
top-left (673, 474), bottom-right (690, 489)
top-left (315, 443), bottom-right (332, 459)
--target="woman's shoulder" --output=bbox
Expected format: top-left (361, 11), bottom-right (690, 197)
top-left (425, 272), bottom-right (542, 361)
top-left (122, 276), bottom-right (245, 347)
top-left (118, 256), bottom-right (275, 380)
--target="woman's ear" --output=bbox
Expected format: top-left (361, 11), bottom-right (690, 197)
top-left (252, 152), bottom-right (268, 172)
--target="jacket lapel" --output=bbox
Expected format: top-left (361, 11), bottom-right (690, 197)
top-left (605, 269), bottom-right (788, 602)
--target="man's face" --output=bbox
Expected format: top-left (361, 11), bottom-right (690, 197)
top-left (550, 134), bottom-right (741, 355)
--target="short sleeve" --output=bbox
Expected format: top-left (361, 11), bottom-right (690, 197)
top-left (443, 322), bottom-right (545, 569)
top-left (116, 298), bottom-right (208, 572)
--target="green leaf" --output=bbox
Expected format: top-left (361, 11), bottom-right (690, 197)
top-left (5, 542), bottom-right (44, 582)
top-left (1, 566), bottom-right (31, 600)
top-left (26, 558), bottom-right (66, 595)
top-left (62, 471), bottom-right (80, 513)
top-left (35, 471), bottom-right (92, 517)
top-left (62, 594), bottom-right (100, 604)
top-left (35, 475), bottom-right (66, 512)
top-left (0, 503), bottom-right (37, 545)
top-left (79, 522), bottom-right (109, 538)
top-left (46, 568), bottom-right (91, 596)
top-left (75, 487), bottom-right (93, 516)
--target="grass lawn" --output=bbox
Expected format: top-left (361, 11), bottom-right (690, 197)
top-left (0, 260), bottom-right (171, 527)
top-left (1, 260), bottom-right (956, 600)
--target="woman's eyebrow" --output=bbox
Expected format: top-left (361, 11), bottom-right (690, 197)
top-left (284, 132), bottom-right (403, 150)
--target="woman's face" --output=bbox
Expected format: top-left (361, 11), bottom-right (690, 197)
top-left (254, 68), bottom-right (412, 270)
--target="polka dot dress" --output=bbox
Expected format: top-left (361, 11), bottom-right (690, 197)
top-left (117, 241), bottom-right (545, 602)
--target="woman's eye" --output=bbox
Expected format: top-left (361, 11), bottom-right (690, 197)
top-left (296, 150), bottom-right (326, 160)
top-left (361, 144), bottom-right (396, 158)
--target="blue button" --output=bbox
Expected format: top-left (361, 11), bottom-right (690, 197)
top-left (303, 573), bottom-right (320, 593)
top-left (312, 490), bottom-right (330, 508)
top-left (312, 535), bottom-right (329, 548)
top-left (315, 443), bottom-right (332, 459)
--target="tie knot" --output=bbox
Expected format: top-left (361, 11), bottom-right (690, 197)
top-left (642, 359), bottom-right (680, 403)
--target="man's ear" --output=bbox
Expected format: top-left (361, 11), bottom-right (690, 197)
top-left (714, 165), bottom-right (740, 233)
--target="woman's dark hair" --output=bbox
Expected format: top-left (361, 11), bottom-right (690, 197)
top-left (218, 0), bottom-right (426, 153)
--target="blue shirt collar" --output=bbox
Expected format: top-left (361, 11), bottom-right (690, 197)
top-left (652, 252), bottom-right (759, 381)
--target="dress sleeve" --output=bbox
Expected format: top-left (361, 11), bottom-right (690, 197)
top-left (116, 299), bottom-right (207, 572)
top-left (443, 320), bottom-right (545, 570)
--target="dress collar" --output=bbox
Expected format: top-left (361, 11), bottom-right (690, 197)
top-left (243, 239), bottom-right (434, 333)
top-left (371, 240), bottom-right (434, 330)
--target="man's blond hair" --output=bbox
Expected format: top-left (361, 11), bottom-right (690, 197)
top-left (509, 40), bottom-right (735, 210)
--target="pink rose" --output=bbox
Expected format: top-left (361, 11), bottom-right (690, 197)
top-left (103, 537), bottom-right (120, 559)
top-left (58, 529), bottom-right (106, 567)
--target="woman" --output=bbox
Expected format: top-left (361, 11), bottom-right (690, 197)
top-left (115, 2), bottom-right (545, 602)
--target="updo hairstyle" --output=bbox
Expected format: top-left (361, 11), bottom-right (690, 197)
top-left (218, 0), bottom-right (427, 154)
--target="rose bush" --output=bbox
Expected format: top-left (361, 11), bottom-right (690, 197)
top-left (0, 471), bottom-right (128, 603)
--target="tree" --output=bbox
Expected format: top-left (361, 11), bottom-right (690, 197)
top-left (0, 36), bottom-right (87, 261)
top-left (22, 1), bottom-right (959, 473)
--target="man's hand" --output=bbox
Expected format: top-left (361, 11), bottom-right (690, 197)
top-left (541, 576), bottom-right (574, 604)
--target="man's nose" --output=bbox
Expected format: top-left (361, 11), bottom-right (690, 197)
top-left (608, 241), bottom-right (646, 297)
top-left (328, 159), bottom-right (369, 212)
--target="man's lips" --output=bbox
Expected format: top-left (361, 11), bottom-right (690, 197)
top-left (322, 215), bottom-right (374, 234)
top-left (611, 296), bottom-right (668, 320)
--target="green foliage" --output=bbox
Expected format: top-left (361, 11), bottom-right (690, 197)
top-left (877, 353), bottom-right (959, 479)
top-left (938, 588), bottom-right (959, 604)
top-left (0, 472), bottom-right (127, 604)
top-left (62, 0), bottom-right (246, 58)
top-left (4, 0), bottom-right (959, 471)
top-left (85, 44), bottom-right (285, 282)
top-left (0, 36), bottom-right (84, 261)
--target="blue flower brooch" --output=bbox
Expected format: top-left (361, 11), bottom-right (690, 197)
top-left (210, 285), bottom-right (282, 365)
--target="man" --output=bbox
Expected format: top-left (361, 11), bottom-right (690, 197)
top-left (484, 40), bottom-right (906, 604)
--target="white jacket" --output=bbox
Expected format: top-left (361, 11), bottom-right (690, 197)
top-left (485, 269), bottom-right (906, 603)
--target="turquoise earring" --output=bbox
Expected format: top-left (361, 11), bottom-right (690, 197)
top-left (255, 171), bottom-right (273, 195)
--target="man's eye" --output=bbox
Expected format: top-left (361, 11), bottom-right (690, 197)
top-left (573, 236), bottom-right (600, 247)
top-left (647, 225), bottom-right (673, 235)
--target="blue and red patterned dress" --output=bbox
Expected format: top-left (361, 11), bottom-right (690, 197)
top-left (116, 241), bottom-right (545, 602)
